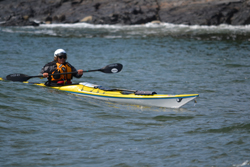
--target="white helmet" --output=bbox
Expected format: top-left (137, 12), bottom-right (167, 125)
top-left (54, 49), bottom-right (67, 57)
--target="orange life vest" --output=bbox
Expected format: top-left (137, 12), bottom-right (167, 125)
top-left (51, 63), bottom-right (72, 82)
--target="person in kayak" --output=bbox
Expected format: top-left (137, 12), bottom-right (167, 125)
top-left (40, 49), bottom-right (83, 86)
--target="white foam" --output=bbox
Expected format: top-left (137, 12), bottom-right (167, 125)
top-left (37, 22), bottom-right (250, 31)
top-left (2, 22), bottom-right (250, 38)
top-left (233, 160), bottom-right (250, 167)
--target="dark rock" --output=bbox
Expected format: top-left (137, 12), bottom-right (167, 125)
top-left (45, 15), bottom-right (52, 22)
top-left (158, 0), bottom-right (250, 26)
top-left (0, 0), bottom-right (250, 26)
top-left (231, 10), bottom-right (250, 25)
top-left (1, 15), bottom-right (39, 26)
top-left (58, 14), bottom-right (66, 22)
top-left (94, 3), bottom-right (101, 11)
top-left (71, 0), bottom-right (82, 5)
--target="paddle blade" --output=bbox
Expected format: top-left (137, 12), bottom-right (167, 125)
top-left (6, 73), bottom-right (32, 82)
top-left (100, 63), bottom-right (123, 73)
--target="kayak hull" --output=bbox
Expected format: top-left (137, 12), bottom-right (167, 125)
top-left (45, 82), bottom-right (198, 108)
top-left (70, 92), bottom-right (198, 108)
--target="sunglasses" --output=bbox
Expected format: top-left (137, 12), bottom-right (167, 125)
top-left (58, 55), bottom-right (66, 59)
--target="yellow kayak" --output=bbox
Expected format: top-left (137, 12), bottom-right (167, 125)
top-left (1, 77), bottom-right (198, 108)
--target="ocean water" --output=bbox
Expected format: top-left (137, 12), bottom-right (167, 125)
top-left (0, 22), bottom-right (250, 167)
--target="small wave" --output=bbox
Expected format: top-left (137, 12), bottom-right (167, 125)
top-left (2, 22), bottom-right (250, 39)
top-left (224, 64), bottom-right (250, 68)
top-left (153, 115), bottom-right (194, 122)
top-left (38, 22), bottom-right (250, 32)
top-left (188, 123), bottom-right (250, 134)
top-left (1, 27), bottom-right (57, 36)
top-left (233, 160), bottom-right (250, 167)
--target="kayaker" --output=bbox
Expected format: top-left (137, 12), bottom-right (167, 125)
top-left (40, 49), bottom-right (83, 86)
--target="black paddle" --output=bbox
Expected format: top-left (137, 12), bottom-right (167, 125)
top-left (5, 63), bottom-right (123, 82)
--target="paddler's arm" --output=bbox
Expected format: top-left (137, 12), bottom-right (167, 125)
top-left (67, 62), bottom-right (83, 78)
top-left (40, 61), bottom-right (57, 78)
top-left (42, 73), bottom-right (49, 78)
top-left (72, 69), bottom-right (83, 78)
top-left (77, 69), bottom-right (83, 76)
top-left (40, 67), bottom-right (49, 78)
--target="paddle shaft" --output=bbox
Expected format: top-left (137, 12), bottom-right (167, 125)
top-left (28, 70), bottom-right (102, 78)
top-left (48, 69), bottom-right (101, 75)
top-left (40, 69), bottom-right (102, 77)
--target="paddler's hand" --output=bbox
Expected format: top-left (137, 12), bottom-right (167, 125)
top-left (43, 73), bottom-right (49, 78)
top-left (78, 69), bottom-right (83, 75)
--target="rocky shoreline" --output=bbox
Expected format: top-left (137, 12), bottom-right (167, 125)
top-left (1, 0), bottom-right (250, 26)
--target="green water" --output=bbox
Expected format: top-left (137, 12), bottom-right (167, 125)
top-left (0, 23), bottom-right (250, 167)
